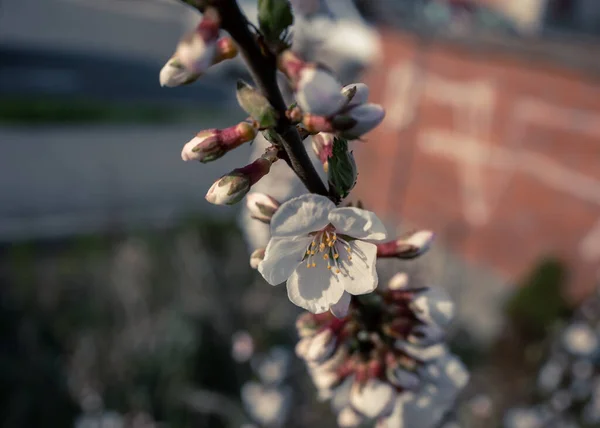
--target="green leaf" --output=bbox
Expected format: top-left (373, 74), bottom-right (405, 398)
top-left (236, 80), bottom-right (278, 128)
top-left (258, 0), bottom-right (294, 43)
top-left (327, 138), bottom-right (357, 198)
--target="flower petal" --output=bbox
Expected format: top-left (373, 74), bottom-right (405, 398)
top-left (330, 292), bottom-right (351, 318)
top-left (286, 264), bottom-right (345, 314)
top-left (258, 236), bottom-right (311, 285)
top-left (339, 241), bottom-right (378, 295)
top-left (270, 194), bottom-right (335, 238)
top-left (329, 207), bottom-right (387, 241)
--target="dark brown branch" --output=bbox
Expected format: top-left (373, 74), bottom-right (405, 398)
top-left (211, 0), bottom-right (330, 197)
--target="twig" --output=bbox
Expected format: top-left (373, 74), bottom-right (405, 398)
top-left (206, 0), bottom-right (331, 198)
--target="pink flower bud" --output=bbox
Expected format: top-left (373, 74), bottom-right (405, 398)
top-left (176, 9), bottom-right (220, 74)
top-left (311, 132), bottom-right (335, 170)
top-left (213, 37), bottom-right (238, 63)
top-left (341, 83), bottom-right (370, 108)
top-left (302, 114), bottom-right (335, 134)
top-left (246, 193), bottom-right (280, 223)
top-left (161, 36), bottom-right (234, 88)
top-left (377, 230), bottom-right (434, 259)
top-left (339, 103), bottom-right (385, 139)
top-left (296, 67), bottom-right (346, 116)
top-left (277, 50), bottom-right (306, 82)
top-left (182, 123), bottom-right (257, 163)
top-left (249, 248), bottom-right (265, 269)
top-left (205, 154), bottom-right (276, 206)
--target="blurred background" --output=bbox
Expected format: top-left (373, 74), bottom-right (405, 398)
top-left (1, 0), bottom-right (600, 427)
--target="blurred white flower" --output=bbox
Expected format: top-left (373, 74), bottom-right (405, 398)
top-left (258, 194), bottom-right (387, 314)
top-left (350, 378), bottom-right (396, 419)
top-left (231, 330), bottom-right (254, 363)
top-left (562, 323), bottom-right (599, 357)
top-left (410, 288), bottom-right (455, 329)
top-left (241, 382), bottom-right (292, 428)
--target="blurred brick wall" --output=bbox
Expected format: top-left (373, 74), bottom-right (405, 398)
top-left (356, 30), bottom-right (600, 299)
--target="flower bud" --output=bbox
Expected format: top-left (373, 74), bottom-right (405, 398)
top-left (377, 230), bottom-right (434, 259)
top-left (246, 193), bottom-right (280, 223)
top-left (159, 56), bottom-right (201, 87)
top-left (341, 83), bottom-right (370, 108)
top-left (327, 138), bottom-right (357, 198)
top-left (339, 103), bottom-right (385, 139)
top-left (214, 37), bottom-right (238, 63)
top-left (302, 114), bottom-right (335, 134)
top-left (205, 153), bottom-right (276, 206)
top-left (181, 122), bottom-right (257, 163)
top-left (176, 9), bottom-right (220, 74)
top-left (250, 248), bottom-right (265, 269)
top-left (337, 407), bottom-right (363, 428)
top-left (388, 273), bottom-right (410, 290)
top-left (277, 50), bottom-right (307, 82)
top-left (296, 67), bottom-right (346, 116)
top-left (311, 132), bottom-right (335, 171)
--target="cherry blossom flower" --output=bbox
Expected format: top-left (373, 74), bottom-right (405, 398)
top-left (258, 194), bottom-right (387, 315)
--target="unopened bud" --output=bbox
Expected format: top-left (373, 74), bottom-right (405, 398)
top-left (341, 83), bottom-right (370, 108)
top-left (327, 138), bottom-right (357, 198)
top-left (249, 248), bottom-right (265, 269)
top-left (205, 154), bottom-right (276, 206)
top-left (337, 407), bottom-right (363, 428)
top-left (377, 230), bottom-right (434, 259)
top-left (339, 103), bottom-right (385, 139)
top-left (182, 122), bottom-right (257, 163)
top-left (214, 37), bottom-right (238, 63)
top-left (388, 272), bottom-right (410, 290)
top-left (176, 9), bottom-right (220, 74)
top-left (246, 193), bottom-right (280, 223)
top-left (302, 114), bottom-right (335, 134)
top-left (159, 56), bottom-right (201, 87)
top-left (296, 67), bottom-right (346, 116)
top-left (277, 50), bottom-right (306, 82)
top-left (311, 132), bottom-right (335, 171)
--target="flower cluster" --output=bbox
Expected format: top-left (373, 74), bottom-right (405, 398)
top-left (158, 1), bottom-right (468, 424)
top-left (294, 273), bottom-right (468, 427)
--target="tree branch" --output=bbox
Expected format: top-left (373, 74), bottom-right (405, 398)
top-left (211, 0), bottom-right (330, 197)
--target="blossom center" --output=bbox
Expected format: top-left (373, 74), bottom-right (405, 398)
top-left (304, 226), bottom-right (352, 274)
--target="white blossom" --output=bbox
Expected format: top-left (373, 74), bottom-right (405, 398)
top-left (350, 378), bottom-right (396, 419)
top-left (341, 103), bottom-right (385, 139)
top-left (410, 288), bottom-right (455, 329)
top-left (342, 83), bottom-right (370, 108)
top-left (296, 68), bottom-right (347, 116)
top-left (258, 194), bottom-right (387, 314)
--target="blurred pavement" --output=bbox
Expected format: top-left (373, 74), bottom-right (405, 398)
top-left (0, 124), bottom-right (255, 241)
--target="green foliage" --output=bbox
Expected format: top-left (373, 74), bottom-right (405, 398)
top-left (236, 80), bottom-right (278, 128)
top-left (505, 257), bottom-right (571, 339)
top-left (327, 137), bottom-right (357, 198)
top-left (257, 0), bottom-right (294, 45)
